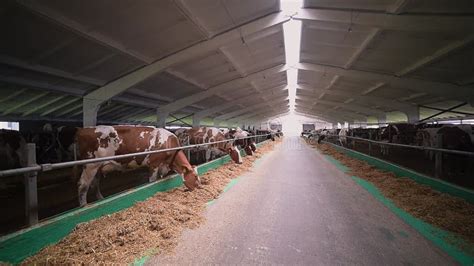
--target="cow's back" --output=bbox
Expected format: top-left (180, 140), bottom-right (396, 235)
top-left (76, 126), bottom-right (180, 159)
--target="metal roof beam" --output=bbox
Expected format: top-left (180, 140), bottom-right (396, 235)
top-left (215, 96), bottom-right (289, 120)
top-left (157, 64), bottom-right (289, 115)
top-left (2, 91), bottom-right (49, 115)
top-left (0, 88), bottom-right (28, 103)
top-left (193, 85), bottom-right (288, 120)
top-left (18, 1), bottom-right (152, 63)
top-left (297, 62), bottom-right (474, 104)
top-left (298, 84), bottom-right (416, 111)
top-left (295, 9), bottom-right (474, 33)
top-left (237, 107), bottom-right (289, 123)
top-left (22, 95), bottom-right (67, 116)
top-left (40, 98), bottom-right (80, 116)
top-left (56, 103), bottom-right (82, 117)
top-left (229, 103), bottom-right (289, 122)
top-left (295, 104), bottom-right (364, 121)
top-left (82, 12), bottom-right (289, 107)
top-left (296, 96), bottom-right (385, 116)
top-left (0, 55), bottom-right (106, 86)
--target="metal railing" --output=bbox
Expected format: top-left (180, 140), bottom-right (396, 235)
top-left (0, 133), bottom-right (271, 227)
top-left (305, 133), bottom-right (474, 185)
top-left (318, 134), bottom-right (474, 157)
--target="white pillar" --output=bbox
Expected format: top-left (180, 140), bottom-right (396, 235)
top-left (192, 115), bottom-right (201, 128)
top-left (377, 114), bottom-right (387, 124)
top-left (156, 110), bottom-right (169, 128)
top-left (82, 98), bottom-right (101, 127)
top-left (405, 107), bottom-right (420, 123)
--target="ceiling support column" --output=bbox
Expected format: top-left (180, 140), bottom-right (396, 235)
top-left (82, 98), bottom-right (101, 127)
top-left (156, 110), bottom-right (169, 128)
top-left (192, 115), bottom-right (201, 128)
top-left (406, 107), bottom-right (420, 123)
top-left (377, 114), bottom-right (387, 124)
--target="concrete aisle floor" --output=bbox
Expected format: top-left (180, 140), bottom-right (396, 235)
top-left (147, 136), bottom-right (455, 265)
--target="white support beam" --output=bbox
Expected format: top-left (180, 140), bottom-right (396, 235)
top-left (344, 28), bottom-right (380, 69)
top-left (296, 104), bottom-right (363, 121)
top-left (377, 114), bottom-right (387, 124)
top-left (22, 95), bottom-right (66, 116)
top-left (82, 99), bottom-right (100, 126)
top-left (239, 108), bottom-right (289, 123)
top-left (41, 98), bottom-right (80, 116)
top-left (311, 106), bottom-right (367, 120)
top-left (317, 75), bottom-right (339, 99)
top-left (83, 12), bottom-right (289, 106)
top-left (295, 9), bottom-right (474, 33)
top-left (18, 1), bottom-right (152, 63)
top-left (0, 55), bottom-right (106, 86)
top-left (297, 62), bottom-right (474, 103)
top-left (396, 35), bottom-right (474, 76)
top-left (193, 85), bottom-right (287, 120)
top-left (298, 84), bottom-right (415, 111)
top-left (226, 104), bottom-right (287, 124)
top-left (295, 107), bottom-right (343, 123)
top-left (157, 64), bottom-right (288, 114)
top-left (215, 96), bottom-right (289, 121)
top-left (387, 0), bottom-right (411, 14)
top-left (298, 110), bottom-right (348, 124)
top-left (2, 92), bottom-right (49, 115)
top-left (192, 115), bottom-right (201, 127)
top-left (296, 96), bottom-right (386, 116)
top-left (156, 110), bottom-right (169, 128)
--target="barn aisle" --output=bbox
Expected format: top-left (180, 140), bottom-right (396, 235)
top-left (147, 136), bottom-right (455, 265)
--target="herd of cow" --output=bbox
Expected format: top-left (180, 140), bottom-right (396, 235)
top-left (302, 123), bottom-right (474, 181)
top-left (0, 125), bottom-right (282, 207)
top-left (303, 123), bottom-right (474, 155)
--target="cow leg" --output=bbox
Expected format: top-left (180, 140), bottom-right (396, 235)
top-left (205, 149), bottom-right (211, 162)
top-left (148, 168), bottom-right (159, 182)
top-left (78, 163), bottom-right (100, 207)
top-left (92, 173), bottom-right (104, 200)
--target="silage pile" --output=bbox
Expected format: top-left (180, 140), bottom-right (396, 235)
top-left (23, 139), bottom-right (281, 265)
top-left (310, 141), bottom-right (474, 250)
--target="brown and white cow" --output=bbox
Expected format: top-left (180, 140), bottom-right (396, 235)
top-left (176, 127), bottom-right (242, 164)
top-left (0, 129), bottom-right (26, 170)
top-left (227, 128), bottom-right (256, 156)
top-left (75, 125), bottom-right (200, 207)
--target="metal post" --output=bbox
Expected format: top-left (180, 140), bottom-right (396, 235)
top-left (435, 133), bottom-right (443, 179)
top-left (186, 136), bottom-right (191, 161)
top-left (24, 143), bottom-right (38, 226)
top-left (368, 141), bottom-right (372, 156)
top-left (73, 143), bottom-right (77, 161)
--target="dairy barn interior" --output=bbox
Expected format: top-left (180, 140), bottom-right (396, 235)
top-left (0, 0), bottom-right (474, 264)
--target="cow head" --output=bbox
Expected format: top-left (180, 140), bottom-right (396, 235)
top-left (244, 145), bottom-right (253, 156)
top-left (183, 166), bottom-right (201, 190)
top-left (227, 145), bottom-right (243, 164)
top-left (250, 142), bottom-right (257, 152)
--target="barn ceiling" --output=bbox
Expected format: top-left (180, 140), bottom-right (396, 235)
top-left (295, 0), bottom-right (474, 124)
top-left (0, 0), bottom-right (473, 127)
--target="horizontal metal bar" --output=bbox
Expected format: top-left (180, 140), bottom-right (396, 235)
top-left (0, 134), bottom-right (271, 178)
top-left (321, 134), bottom-right (474, 157)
